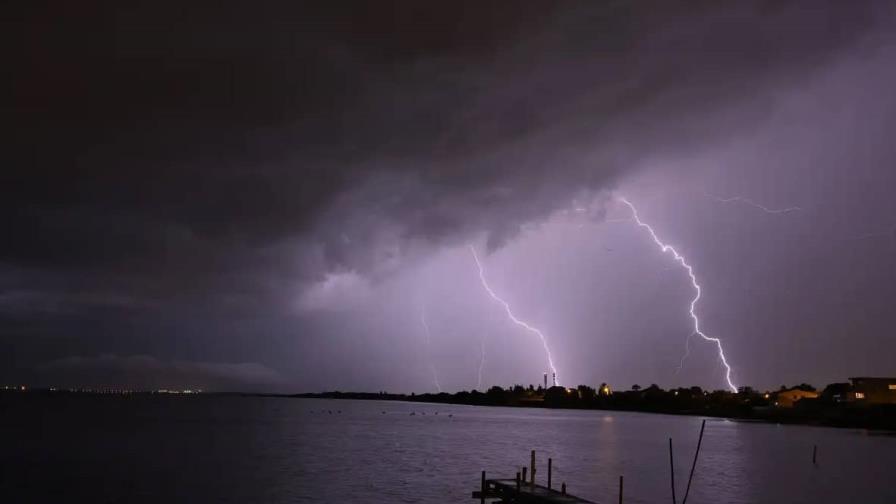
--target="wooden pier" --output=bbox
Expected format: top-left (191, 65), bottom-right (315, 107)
top-left (472, 478), bottom-right (598, 503)
top-left (473, 420), bottom-right (709, 504)
top-left (472, 450), bottom-right (600, 503)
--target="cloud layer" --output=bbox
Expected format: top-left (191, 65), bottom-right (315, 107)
top-left (37, 355), bottom-right (283, 391)
top-left (3, 1), bottom-right (895, 391)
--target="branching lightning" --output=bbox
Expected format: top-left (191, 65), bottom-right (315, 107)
top-left (419, 306), bottom-right (442, 393)
top-left (845, 226), bottom-right (896, 242)
top-left (619, 197), bottom-right (738, 392)
top-left (469, 245), bottom-right (560, 385)
top-left (676, 332), bottom-right (693, 375)
top-left (705, 191), bottom-right (802, 214)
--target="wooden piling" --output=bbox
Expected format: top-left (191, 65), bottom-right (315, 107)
top-left (480, 471), bottom-right (486, 504)
top-left (530, 450), bottom-right (536, 487)
top-left (522, 466), bottom-right (527, 484)
top-left (813, 444), bottom-right (817, 465)
top-left (682, 419), bottom-right (706, 504)
top-left (548, 458), bottom-right (553, 490)
top-left (561, 482), bottom-right (567, 495)
top-left (619, 475), bottom-right (623, 504)
top-left (516, 471), bottom-right (521, 493)
top-left (669, 437), bottom-right (677, 504)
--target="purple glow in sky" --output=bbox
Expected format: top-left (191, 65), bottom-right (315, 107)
top-left (619, 197), bottom-right (737, 392)
top-left (419, 305), bottom-right (441, 392)
top-left (470, 245), bottom-right (560, 385)
top-left (4, 1), bottom-right (896, 393)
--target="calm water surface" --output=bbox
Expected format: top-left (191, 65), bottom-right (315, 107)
top-left (2, 395), bottom-right (895, 503)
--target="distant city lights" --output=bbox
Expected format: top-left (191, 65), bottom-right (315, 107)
top-left (1, 385), bottom-right (205, 395)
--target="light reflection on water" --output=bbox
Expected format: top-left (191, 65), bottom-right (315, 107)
top-left (2, 396), bottom-right (895, 503)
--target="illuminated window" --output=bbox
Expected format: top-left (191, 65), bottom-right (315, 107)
top-left (888, 384), bottom-right (896, 390)
top-left (855, 392), bottom-right (865, 399)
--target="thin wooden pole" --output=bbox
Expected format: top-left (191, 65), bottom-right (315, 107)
top-left (522, 466), bottom-right (527, 484)
top-left (682, 419), bottom-right (706, 504)
top-left (619, 475), bottom-right (624, 504)
top-left (548, 458), bottom-right (553, 490)
top-left (530, 450), bottom-right (536, 487)
top-left (480, 471), bottom-right (486, 504)
top-left (561, 482), bottom-right (566, 495)
top-left (516, 471), bottom-right (521, 493)
top-left (669, 437), bottom-right (677, 504)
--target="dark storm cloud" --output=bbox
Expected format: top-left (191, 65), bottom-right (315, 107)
top-left (37, 354), bottom-right (283, 391)
top-left (2, 1), bottom-right (890, 388)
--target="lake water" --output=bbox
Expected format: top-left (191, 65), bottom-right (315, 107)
top-left (2, 395), bottom-right (895, 503)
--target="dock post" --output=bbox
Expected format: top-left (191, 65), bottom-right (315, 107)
top-left (522, 466), bottom-right (527, 486)
top-left (561, 482), bottom-right (566, 495)
top-left (619, 475), bottom-right (624, 504)
top-left (548, 458), bottom-right (553, 490)
top-left (480, 471), bottom-right (486, 504)
top-left (682, 419), bottom-right (706, 504)
top-left (669, 437), bottom-right (677, 504)
top-left (530, 449), bottom-right (536, 487)
top-left (813, 444), bottom-right (817, 465)
top-left (516, 471), bottom-right (521, 493)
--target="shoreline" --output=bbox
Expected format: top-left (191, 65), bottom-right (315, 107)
top-left (6, 387), bottom-right (894, 432)
top-left (289, 390), bottom-right (896, 431)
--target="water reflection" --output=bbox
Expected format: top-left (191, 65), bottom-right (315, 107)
top-left (2, 396), bottom-right (895, 503)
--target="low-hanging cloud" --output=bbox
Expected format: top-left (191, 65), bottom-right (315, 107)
top-left (37, 354), bottom-right (284, 391)
top-left (4, 2), bottom-right (882, 293)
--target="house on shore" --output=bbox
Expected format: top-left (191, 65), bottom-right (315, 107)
top-left (820, 382), bottom-right (852, 403)
top-left (775, 387), bottom-right (819, 408)
top-left (849, 377), bottom-right (896, 404)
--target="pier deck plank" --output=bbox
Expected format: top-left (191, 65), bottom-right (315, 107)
top-left (473, 478), bottom-right (598, 503)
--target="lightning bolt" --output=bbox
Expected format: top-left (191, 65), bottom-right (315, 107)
top-left (845, 226), bottom-right (896, 242)
top-left (419, 306), bottom-right (442, 393)
top-left (705, 191), bottom-right (802, 214)
top-left (469, 245), bottom-right (560, 385)
top-left (619, 197), bottom-right (737, 393)
top-left (676, 332), bottom-right (693, 375)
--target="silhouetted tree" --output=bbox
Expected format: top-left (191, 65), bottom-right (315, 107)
top-left (577, 385), bottom-right (596, 401)
top-left (544, 385), bottom-right (577, 407)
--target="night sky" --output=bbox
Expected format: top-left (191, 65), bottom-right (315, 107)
top-left (4, 1), bottom-right (896, 393)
